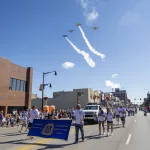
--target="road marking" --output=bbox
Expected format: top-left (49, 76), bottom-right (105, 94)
top-left (16, 127), bottom-right (81, 150)
top-left (134, 120), bottom-right (136, 123)
top-left (126, 134), bottom-right (131, 145)
top-left (16, 139), bottom-right (52, 150)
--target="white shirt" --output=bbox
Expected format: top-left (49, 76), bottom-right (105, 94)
top-left (29, 109), bottom-right (39, 123)
top-left (74, 110), bottom-right (85, 124)
top-left (115, 108), bottom-right (120, 116)
top-left (98, 111), bottom-right (105, 121)
top-left (119, 108), bottom-right (126, 117)
top-left (107, 112), bottom-right (113, 122)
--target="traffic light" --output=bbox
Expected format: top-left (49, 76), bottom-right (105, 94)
top-left (39, 84), bottom-right (43, 91)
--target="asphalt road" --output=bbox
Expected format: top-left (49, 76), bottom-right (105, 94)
top-left (0, 111), bottom-right (149, 150)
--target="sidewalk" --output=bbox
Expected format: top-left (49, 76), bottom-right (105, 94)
top-left (0, 125), bottom-right (18, 131)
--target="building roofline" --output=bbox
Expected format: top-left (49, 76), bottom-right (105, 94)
top-left (0, 56), bottom-right (32, 69)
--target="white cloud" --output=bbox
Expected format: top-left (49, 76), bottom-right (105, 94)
top-left (105, 80), bottom-right (120, 88)
top-left (120, 11), bottom-right (140, 26)
top-left (87, 9), bottom-right (99, 21)
top-left (112, 74), bottom-right (118, 78)
top-left (78, 0), bottom-right (99, 23)
top-left (62, 62), bottom-right (75, 69)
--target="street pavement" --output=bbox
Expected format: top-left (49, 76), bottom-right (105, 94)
top-left (0, 111), bottom-right (149, 150)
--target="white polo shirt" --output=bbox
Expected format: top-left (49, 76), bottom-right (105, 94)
top-left (98, 111), bottom-right (105, 122)
top-left (29, 109), bottom-right (39, 123)
top-left (115, 108), bottom-right (120, 116)
top-left (74, 110), bottom-right (85, 125)
top-left (107, 112), bottom-right (113, 122)
top-left (119, 108), bottom-right (126, 118)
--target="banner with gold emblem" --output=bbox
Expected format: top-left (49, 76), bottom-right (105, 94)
top-left (28, 119), bottom-right (72, 140)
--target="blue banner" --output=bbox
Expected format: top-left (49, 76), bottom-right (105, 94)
top-left (28, 119), bottom-right (72, 141)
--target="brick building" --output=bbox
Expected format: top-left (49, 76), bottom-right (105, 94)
top-left (0, 57), bottom-right (33, 116)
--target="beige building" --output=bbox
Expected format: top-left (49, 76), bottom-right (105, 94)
top-left (32, 88), bottom-right (101, 109)
top-left (31, 94), bottom-right (38, 99)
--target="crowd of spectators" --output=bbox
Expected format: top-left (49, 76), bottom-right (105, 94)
top-left (0, 108), bottom-right (75, 128)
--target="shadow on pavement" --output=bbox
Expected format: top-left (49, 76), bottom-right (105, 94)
top-left (113, 126), bottom-right (121, 129)
top-left (1, 132), bottom-right (27, 137)
top-left (84, 134), bottom-right (106, 140)
top-left (0, 138), bottom-right (29, 144)
top-left (36, 143), bottom-right (75, 150)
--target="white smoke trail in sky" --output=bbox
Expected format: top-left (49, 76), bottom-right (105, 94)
top-left (65, 37), bottom-right (95, 68)
top-left (78, 26), bottom-right (105, 60)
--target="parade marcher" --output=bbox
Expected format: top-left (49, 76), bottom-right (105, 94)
top-left (144, 106), bottom-right (147, 116)
top-left (132, 107), bottom-right (135, 116)
top-left (98, 107), bottom-right (105, 135)
top-left (119, 105), bottom-right (126, 128)
top-left (106, 107), bottom-right (113, 136)
top-left (135, 107), bottom-right (137, 114)
top-left (74, 104), bottom-right (85, 143)
top-left (115, 106), bottom-right (120, 125)
top-left (127, 107), bottom-right (130, 116)
top-left (28, 106), bottom-right (39, 139)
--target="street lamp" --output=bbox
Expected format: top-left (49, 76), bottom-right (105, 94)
top-left (42, 71), bottom-right (57, 109)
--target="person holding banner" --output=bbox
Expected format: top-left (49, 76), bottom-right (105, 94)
top-left (74, 104), bottom-right (85, 143)
top-left (28, 106), bottom-right (39, 139)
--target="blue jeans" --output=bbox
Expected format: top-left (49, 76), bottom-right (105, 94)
top-left (75, 124), bottom-right (84, 142)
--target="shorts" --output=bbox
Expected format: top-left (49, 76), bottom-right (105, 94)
top-left (121, 117), bottom-right (125, 122)
top-left (107, 121), bottom-right (113, 124)
top-left (99, 120), bottom-right (105, 123)
top-left (116, 115), bottom-right (120, 118)
top-left (10, 122), bottom-right (14, 125)
top-left (22, 123), bottom-right (27, 127)
top-left (28, 122), bottom-right (32, 128)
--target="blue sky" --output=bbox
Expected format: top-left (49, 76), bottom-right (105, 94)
top-left (0, 0), bottom-right (150, 103)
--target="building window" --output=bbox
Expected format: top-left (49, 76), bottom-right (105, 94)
top-left (9, 78), bottom-right (13, 90)
top-left (9, 77), bottom-right (27, 92)
top-left (11, 78), bottom-right (16, 90)
top-left (20, 80), bottom-right (24, 91)
top-left (78, 92), bottom-right (84, 96)
top-left (16, 80), bottom-right (21, 91)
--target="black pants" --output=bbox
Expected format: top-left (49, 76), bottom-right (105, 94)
top-left (75, 124), bottom-right (84, 142)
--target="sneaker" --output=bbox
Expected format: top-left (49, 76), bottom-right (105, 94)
top-left (110, 133), bottom-right (113, 136)
top-left (103, 132), bottom-right (105, 135)
top-left (82, 138), bottom-right (84, 142)
top-left (74, 141), bottom-right (78, 144)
